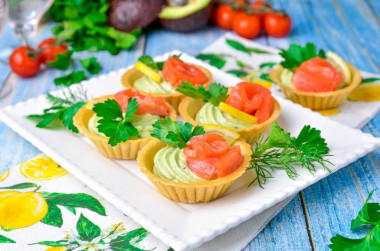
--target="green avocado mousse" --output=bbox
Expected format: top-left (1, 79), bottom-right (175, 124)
top-left (133, 74), bottom-right (175, 94)
top-left (177, 81), bottom-right (281, 144)
top-left (137, 117), bottom-right (251, 203)
top-left (73, 89), bottom-right (176, 160)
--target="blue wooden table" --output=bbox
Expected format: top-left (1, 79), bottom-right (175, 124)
top-left (1, 0), bottom-right (380, 250)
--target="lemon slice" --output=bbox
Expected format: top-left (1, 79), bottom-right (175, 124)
top-left (0, 170), bottom-right (9, 182)
top-left (135, 61), bottom-right (162, 83)
top-left (20, 154), bottom-right (68, 181)
top-left (326, 51), bottom-right (351, 85)
top-left (218, 102), bottom-right (258, 124)
top-left (255, 79), bottom-right (272, 89)
top-left (203, 124), bottom-right (241, 145)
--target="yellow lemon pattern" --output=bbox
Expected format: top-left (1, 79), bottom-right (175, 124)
top-left (0, 170), bottom-right (9, 182)
top-left (0, 191), bottom-right (48, 231)
top-left (20, 155), bottom-right (68, 181)
top-left (45, 247), bottom-right (67, 251)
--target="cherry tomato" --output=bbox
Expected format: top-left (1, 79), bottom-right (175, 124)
top-left (250, 0), bottom-right (272, 9)
top-left (232, 12), bottom-right (261, 39)
top-left (250, 0), bottom-right (273, 22)
top-left (38, 37), bottom-right (68, 64)
top-left (264, 13), bottom-right (292, 37)
top-left (213, 4), bottom-right (235, 30)
top-left (9, 46), bottom-right (41, 78)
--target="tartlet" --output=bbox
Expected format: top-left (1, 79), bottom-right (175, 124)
top-left (179, 97), bottom-right (281, 144)
top-left (270, 64), bottom-right (361, 110)
top-left (137, 138), bottom-right (252, 204)
top-left (121, 63), bottom-right (213, 111)
top-left (73, 95), bottom-right (177, 159)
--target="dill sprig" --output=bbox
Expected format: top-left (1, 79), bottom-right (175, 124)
top-left (249, 122), bottom-right (332, 188)
top-left (27, 86), bottom-right (88, 133)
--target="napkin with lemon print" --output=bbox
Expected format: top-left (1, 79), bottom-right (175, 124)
top-left (0, 154), bottom-right (166, 251)
top-left (199, 33), bottom-right (380, 129)
top-left (0, 154), bottom-right (292, 251)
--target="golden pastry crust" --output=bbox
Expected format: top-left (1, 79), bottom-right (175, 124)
top-left (121, 64), bottom-right (213, 111)
top-left (137, 138), bottom-right (252, 204)
top-left (270, 64), bottom-right (361, 110)
top-left (73, 95), bottom-right (177, 160)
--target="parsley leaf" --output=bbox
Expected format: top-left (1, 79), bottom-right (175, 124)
top-left (279, 43), bottom-right (326, 71)
top-left (150, 117), bottom-right (205, 148)
top-left (80, 57), bottom-right (100, 74)
top-left (47, 50), bottom-right (73, 70)
top-left (27, 88), bottom-right (88, 133)
top-left (48, 0), bottom-right (140, 54)
top-left (329, 190), bottom-right (380, 250)
top-left (176, 82), bottom-right (228, 106)
top-left (249, 122), bottom-right (332, 188)
top-left (138, 55), bottom-right (159, 70)
top-left (54, 71), bottom-right (87, 86)
top-left (93, 98), bottom-right (139, 146)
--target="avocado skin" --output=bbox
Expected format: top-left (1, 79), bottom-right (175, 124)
top-left (159, 2), bottom-right (213, 32)
top-left (108, 0), bottom-right (165, 33)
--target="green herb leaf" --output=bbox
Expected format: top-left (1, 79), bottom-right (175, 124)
top-left (260, 62), bottom-right (277, 68)
top-left (80, 57), bottom-right (100, 74)
top-left (41, 192), bottom-right (106, 216)
top-left (47, 50), bottom-right (73, 70)
top-left (65, 206), bottom-right (77, 215)
top-left (249, 122), bottom-right (332, 188)
top-left (40, 200), bottom-right (63, 227)
top-left (0, 182), bottom-right (38, 189)
top-left (196, 53), bottom-right (227, 69)
top-left (76, 213), bottom-right (101, 242)
top-left (138, 55), bottom-right (159, 70)
top-left (329, 191), bottom-right (380, 250)
top-left (176, 81), bottom-right (228, 106)
top-left (54, 71), bottom-right (87, 86)
top-left (150, 117), bottom-right (205, 148)
top-left (279, 43), bottom-right (326, 71)
top-left (0, 235), bottom-right (15, 243)
top-left (350, 191), bottom-right (380, 230)
top-left (93, 98), bottom-right (139, 146)
top-left (227, 70), bottom-right (248, 77)
top-left (226, 39), bottom-right (251, 55)
top-left (27, 88), bottom-right (87, 133)
top-left (109, 228), bottom-right (149, 251)
top-left (362, 77), bottom-right (380, 84)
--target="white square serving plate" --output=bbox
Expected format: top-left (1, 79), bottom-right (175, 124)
top-left (1, 52), bottom-right (379, 251)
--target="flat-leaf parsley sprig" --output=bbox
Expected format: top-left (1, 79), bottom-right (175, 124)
top-left (27, 86), bottom-right (88, 133)
top-left (249, 122), bottom-right (332, 188)
top-left (279, 43), bottom-right (326, 72)
top-left (92, 98), bottom-right (139, 146)
top-left (150, 117), bottom-right (205, 149)
top-left (176, 82), bottom-right (228, 106)
top-left (329, 190), bottom-right (380, 250)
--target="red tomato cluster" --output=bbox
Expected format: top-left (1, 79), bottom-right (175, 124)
top-left (9, 38), bottom-right (68, 78)
top-left (213, 0), bottom-right (292, 39)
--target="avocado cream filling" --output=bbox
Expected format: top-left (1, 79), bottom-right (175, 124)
top-left (195, 103), bottom-right (253, 129)
top-left (134, 74), bottom-right (175, 94)
top-left (153, 146), bottom-right (205, 183)
top-left (88, 113), bottom-right (161, 139)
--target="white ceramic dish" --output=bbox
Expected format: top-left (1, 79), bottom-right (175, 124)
top-left (1, 52), bottom-right (379, 251)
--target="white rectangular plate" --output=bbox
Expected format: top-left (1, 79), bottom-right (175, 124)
top-left (1, 52), bottom-right (379, 251)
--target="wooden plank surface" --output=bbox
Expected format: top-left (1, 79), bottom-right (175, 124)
top-left (0, 0), bottom-right (380, 250)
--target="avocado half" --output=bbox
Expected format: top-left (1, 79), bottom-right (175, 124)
top-left (108, 0), bottom-right (165, 33)
top-left (159, 0), bottom-right (213, 32)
